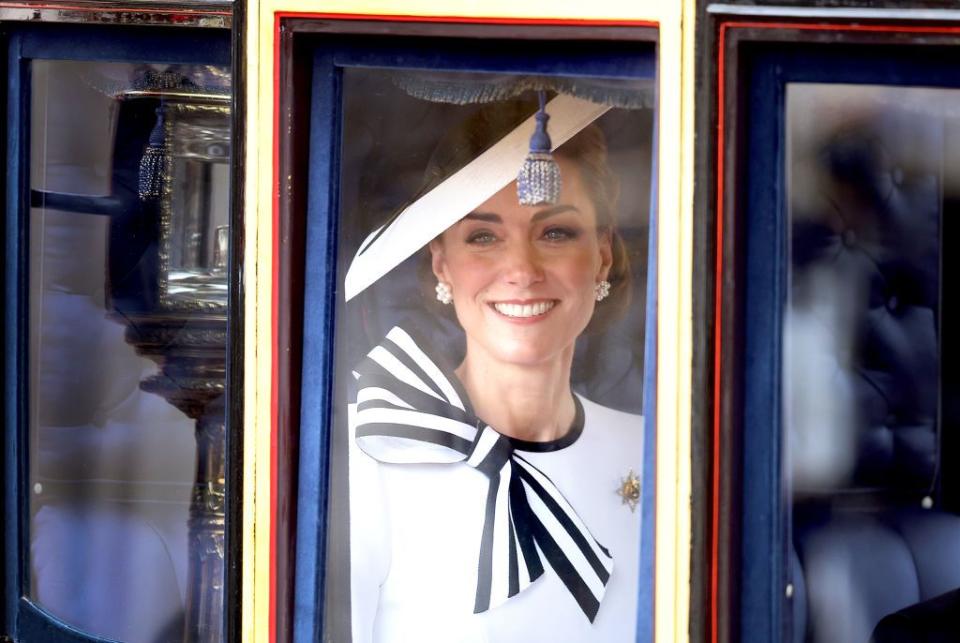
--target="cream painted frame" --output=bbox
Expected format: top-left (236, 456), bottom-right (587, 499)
top-left (242, 2), bottom-right (696, 641)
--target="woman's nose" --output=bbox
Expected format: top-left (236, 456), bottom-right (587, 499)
top-left (502, 241), bottom-right (545, 287)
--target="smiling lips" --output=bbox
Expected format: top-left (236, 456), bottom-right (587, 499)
top-left (491, 300), bottom-right (556, 319)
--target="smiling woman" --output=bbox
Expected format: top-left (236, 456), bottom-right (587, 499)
top-left (430, 154), bottom-right (614, 442)
top-left (322, 68), bottom-right (653, 642)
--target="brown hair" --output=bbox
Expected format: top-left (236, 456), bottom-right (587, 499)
top-left (417, 99), bottom-right (632, 334)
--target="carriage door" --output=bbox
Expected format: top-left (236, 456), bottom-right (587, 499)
top-left (3, 18), bottom-right (239, 643)
top-left (712, 16), bottom-right (960, 643)
top-left (272, 20), bottom-right (661, 643)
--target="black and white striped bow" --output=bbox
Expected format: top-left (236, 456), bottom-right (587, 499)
top-left (353, 325), bottom-right (614, 621)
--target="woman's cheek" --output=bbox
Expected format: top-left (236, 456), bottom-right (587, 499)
top-left (454, 254), bottom-right (495, 282)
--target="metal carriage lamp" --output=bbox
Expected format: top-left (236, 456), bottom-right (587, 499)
top-left (126, 79), bottom-right (231, 643)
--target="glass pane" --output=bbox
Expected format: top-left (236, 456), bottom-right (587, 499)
top-left (786, 84), bottom-right (960, 643)
top-left (28, 60), bottom-right (231, 642)
top-left (323, 69), bottom-right (655, 641)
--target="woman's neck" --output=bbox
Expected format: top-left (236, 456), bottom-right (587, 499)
top-left (455, 344), bottom-right (577, 443)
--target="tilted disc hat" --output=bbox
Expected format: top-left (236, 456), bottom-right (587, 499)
top-left (342, 93), bottom-right (611, 302)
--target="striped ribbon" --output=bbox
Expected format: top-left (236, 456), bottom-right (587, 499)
top-left (353, 325), bottom-right (613, 621)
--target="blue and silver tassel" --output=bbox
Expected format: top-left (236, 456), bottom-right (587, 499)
top-left (517, 90), bottom-right (560, 206)
top-left (136, 71), bottom-right (186, 201)
top-left (139, 105), bottom-right (169, 201)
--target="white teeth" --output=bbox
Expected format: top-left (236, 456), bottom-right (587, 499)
top-left (493, 301), bottom-right (555, 318)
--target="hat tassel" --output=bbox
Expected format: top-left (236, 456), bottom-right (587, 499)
top-left (139, 105), bottom-right (169, 201)
top-left (517, 91), bottom-right (561, 206)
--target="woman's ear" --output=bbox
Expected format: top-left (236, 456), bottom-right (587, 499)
top-left (429, 238), bottom-right (449, 283)
top-left (597, 228), bottom-right (613, 281)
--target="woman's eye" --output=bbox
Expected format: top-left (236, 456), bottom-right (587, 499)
top-left (542, 226), bottom-right (579, 242)
top-left (466, 230), bottom-right (498, 245)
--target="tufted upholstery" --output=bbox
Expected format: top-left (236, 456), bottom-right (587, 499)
top-left (787, 94), bottom-right (960, 642)
top-left (789, 107), bottom-right (940, 494)
top-left (792, 509), bottom-right (960, 643)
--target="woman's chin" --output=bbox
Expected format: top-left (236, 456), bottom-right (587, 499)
top-left (457, 307), bottom-right (583, 368)
top-left (479, 337), bottom-right (570, 368)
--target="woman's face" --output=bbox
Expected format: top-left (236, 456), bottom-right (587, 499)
top-left (430, 156), bottom-right (613, 368)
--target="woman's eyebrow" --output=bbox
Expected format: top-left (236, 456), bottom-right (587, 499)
top-left (532, 204), bottom-right (580, 222)
top-left (463, 212), bottom-right (501, 223)
top-left (463, 205), bottom-right (580, 224)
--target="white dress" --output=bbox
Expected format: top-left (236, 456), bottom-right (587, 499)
top-left (349, 394), bottom-right (644, 643)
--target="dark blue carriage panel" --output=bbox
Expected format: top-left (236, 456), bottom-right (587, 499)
top-left (740, 49), bottom-right (789, 643)
top-left (16, 24), bottom-right (230, 65)
top-left (294, 49), bottom-right (338, 643)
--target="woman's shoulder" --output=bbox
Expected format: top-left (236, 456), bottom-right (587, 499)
top-left (576, 393), bottom-right (644, 428)
top-left (571, 394), bottom-right (645, 459)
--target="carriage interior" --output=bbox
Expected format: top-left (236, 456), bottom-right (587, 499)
top-left (785, 83), bottom-right (960, 643)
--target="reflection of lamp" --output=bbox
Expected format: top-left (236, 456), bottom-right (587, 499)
top-left (121, 87), bottom-right (231, 643)
top-left (30, 69), bottom-right (230, 642)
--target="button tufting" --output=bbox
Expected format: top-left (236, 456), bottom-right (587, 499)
top-left (892, 166), bottom-right (904, 186)
top-left (885, 413), bottom-right (897, 426)
top-left (842, 229), bottom-right (857, 247)
top-left (886, 295), bottom-right (899, 312)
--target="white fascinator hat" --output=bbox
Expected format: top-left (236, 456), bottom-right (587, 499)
top-left (340, 72), bottom-right (658, 301)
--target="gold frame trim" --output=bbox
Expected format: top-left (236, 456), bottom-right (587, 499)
top-left (243, 3), bottom-right (694, 642)
top-left (157, 99), bottom-right (232, 314)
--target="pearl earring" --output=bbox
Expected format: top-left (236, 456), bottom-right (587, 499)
top-left (595, 280), bottom-right (611, 302)
top-left (435, 281), bottom-right (453, 305)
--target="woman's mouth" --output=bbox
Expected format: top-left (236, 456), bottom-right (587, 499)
top-left (491, 300), bottom-right (556, 318)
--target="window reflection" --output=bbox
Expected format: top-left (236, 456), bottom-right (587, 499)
top-left (786, 84), bottom-right (960, 643)
top-left (324, 68), bottom-right (655, 641)
top-left (28, 60), bottom-right (230, 643)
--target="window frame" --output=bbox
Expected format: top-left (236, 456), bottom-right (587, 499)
top-left (277, 19), bottom-right (661, 643)
top-left (707, 16), bottom-right (960, 643)
top-left (2, 22), bottom-right (234, 642)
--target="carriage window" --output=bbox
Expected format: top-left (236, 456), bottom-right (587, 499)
top-left (24, 57), bottom-right (231, 642)
top-left (784, 83), bottom-right (960, 642)
top-left (301, 61), bottom-right (658, 641)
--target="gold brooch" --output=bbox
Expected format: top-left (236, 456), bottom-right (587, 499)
top-left (616, 469), bottom-right (641, 512)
